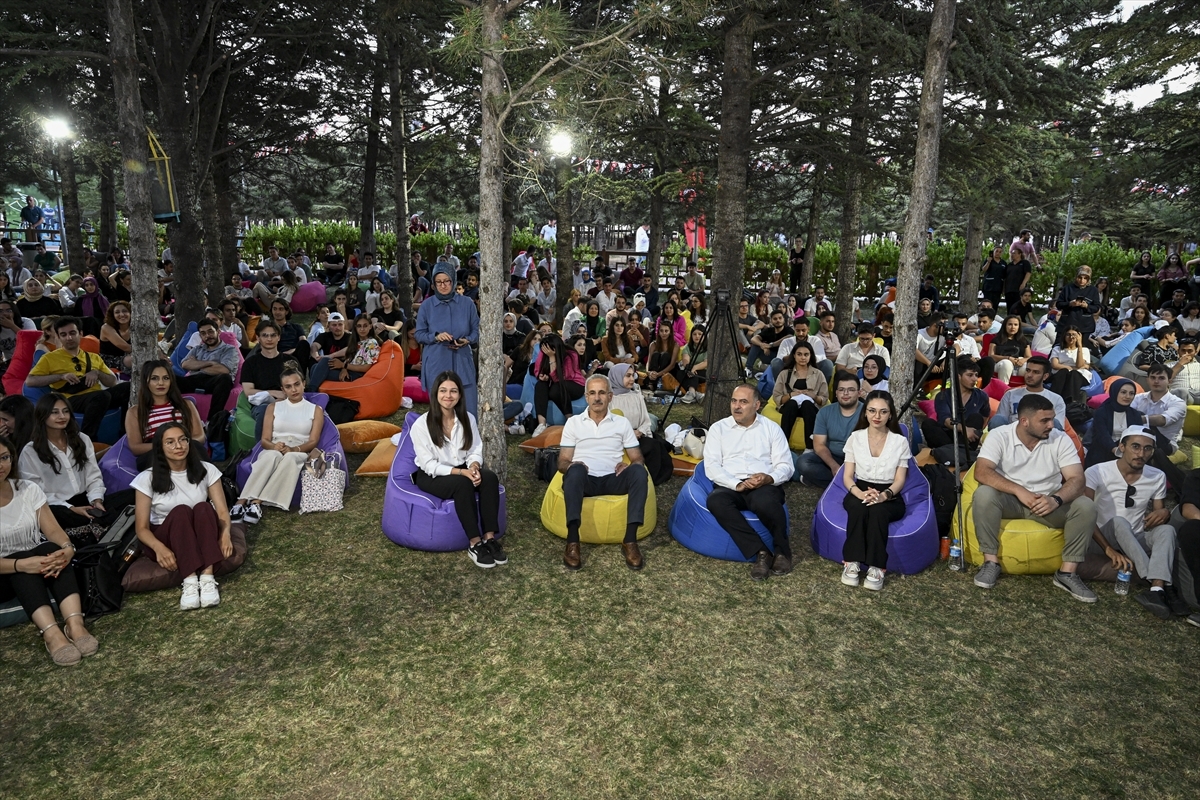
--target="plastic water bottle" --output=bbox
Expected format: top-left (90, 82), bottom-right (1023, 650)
top-left (949, 540), bottom-right (964, 572)
top-left (1115, 570), bottom-right (1131, 595)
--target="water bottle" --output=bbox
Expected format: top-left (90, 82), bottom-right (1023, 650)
top-left (1115, 570), bottom-right (1131, 595)
top-left (949, 540), bottom-right (964, 572)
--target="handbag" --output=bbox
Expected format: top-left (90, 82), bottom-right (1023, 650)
top-left (300, 449), bottom-right (346, 513)
top-left (534, 447), bottom-right (560, 482)
top-left (71, 542), bottom-right (125, 620)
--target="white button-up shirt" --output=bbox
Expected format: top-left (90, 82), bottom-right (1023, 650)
top-left (19, 437), bottom-right (105, 506)
top-left (1131, 390), bottom-right (1186, 444)
top-left (409, 412), bottom-right (485, 477)
top-left (561, 410), bottom-right (638, 476)
top-left (703, 413), bottom-right (794, 490)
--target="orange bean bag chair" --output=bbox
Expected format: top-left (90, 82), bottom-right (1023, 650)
top-left (318, 339), bottom-right (405, 420)
top-left (79, 335), bottom-right (101, 354)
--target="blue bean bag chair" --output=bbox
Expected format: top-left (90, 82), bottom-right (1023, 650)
top-left (171, 321), bottom-right (199, 376)
top-left (519, 372), bottom-right (587, 426)
top-left (667, 460), bottom-right (783, 561)
top-left (1083, 367), bottom-right (1104, 397)
top-left (23, 351), bottom-right (123, 444)
top-left (235, 406), bottom-right (347, 509)
top-left (383, 411), bottom-right (508, 551)
top-left (1098, 325), bottom-right (1152, 376)
top-left (99, 436), bottom-right (139, 494)
top-left (810, 457), bottom-right (939, 575)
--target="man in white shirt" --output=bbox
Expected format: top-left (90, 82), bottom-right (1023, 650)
top-left (535, 277), bottom-right (556, 318)
top-left (557, 376), bottom-right (649, 571)
top-left (540, 219), bottom-right (557, 243)
top-left (594, 277), bottom-right (620, 315)
top-left (356, 251), bottom-right (381, 281)
top-left (537, 249), bottom-right (556, 281)
top-left (835, 323), bottom-right (890, 372)
top-left (506, 277), bottom-right (537, 305)
top-left (1083, 426), bottom-right (1181, 620)
top-left (971, 393), bottom-right (1098, 602)
top-left (1118, 285), bottom-right (1141, 317)
top-left (510, 250), bottom-right (532, 288)
top-left (803, 286), bottom-right (833, 316)
top-left (990, 356), bottom-right (1065, 429)
top-left (704, 385), bottom-right (795, 580)
top-left (635, 224), bottom-right (650, 261)
top-left (1169, 337), bottom-right (1200, 403)
top-left (1131, 364), bottom-right (1189, 490)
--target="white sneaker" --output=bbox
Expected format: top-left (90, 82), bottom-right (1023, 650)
top-left (863, 567), bottom-right (885, 591)
top-left (244, 503), bottom-right (263, 524)
top-left (229, 503), bottom-right (246, 522)
top-left (532, 422), bottom-right (548, 437)
top-left (180, 580), bottom-right (201, 611)
top-left (199, 576), bottom-right (220, 608)
top-left (506, 423), bottom-right (523, 435)
top-left (841, 562), bottom-right (861, 586)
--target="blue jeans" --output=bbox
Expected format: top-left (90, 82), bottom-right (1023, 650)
top-left (795, 450), bottom-right (842, 488)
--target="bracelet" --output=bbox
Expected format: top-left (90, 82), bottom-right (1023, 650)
top-left (11, 557), bottom-right (18, 574)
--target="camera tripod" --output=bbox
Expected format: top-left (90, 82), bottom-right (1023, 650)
top-left (656, 289), bottom-right (744, 429)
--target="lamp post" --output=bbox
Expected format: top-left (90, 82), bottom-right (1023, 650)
top-left (549, 130), bottom-right (574, 329)
top-left (41, 118), bottom-right (73, 265)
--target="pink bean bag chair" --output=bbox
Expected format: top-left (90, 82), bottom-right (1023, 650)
top-left (290, 280), bottom-right (327, 313)
top-left (403, 375), bottom-right (429, 404)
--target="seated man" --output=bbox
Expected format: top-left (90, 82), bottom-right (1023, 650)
top-left (557, 375), bottom-right (650, 571)
top-left (1171, 470), bottom-right (1200, 627)
top-left (774, 316), bottom-right (830, 381)
top-left (25, 316), bottom-right (132, 440)
top-left (1169, 336), bottom-right (1200, 404)
top-left (796, 372), bottom-right (862, 489)
top-left (971, 393), bottom-right (1098, 602)
top-left (239, 320), bottom-right (290, 441)
top-left (920, 356), bottom-right (990, 452)
top-left (746, 310), bottom-right (790, 376)
top-left (990, 356), bottom-right (1065, 429)
top-left (704, 385), bottom-right (794, 580)
top-left (1131, 363), bottom-right (1188, 490)
top-left (320, 242), bottom-right (347, 285)
top-left (1084, 426), bottom-right (1188, 620)
top-left (835, 322), bottom-right (891, 372)
top-left (177, 318), bottom-right (238, 439)
top-left (1135, 327), bottom-right (1178, 373)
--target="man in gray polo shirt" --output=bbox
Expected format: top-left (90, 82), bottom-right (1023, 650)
top-left (972, 393), bottom-right (1098, 602)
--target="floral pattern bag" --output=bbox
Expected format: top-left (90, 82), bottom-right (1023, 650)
top-left (300, 449), bottom-right (346, 514)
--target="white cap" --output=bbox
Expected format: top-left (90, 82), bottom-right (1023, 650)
top-left (1120, 424), bottom-right (1152, 442)
top-left (328, 312), bottom-right (346, 321)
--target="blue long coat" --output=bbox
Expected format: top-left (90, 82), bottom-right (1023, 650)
top-left (415, 292), bottom-right (480, 414)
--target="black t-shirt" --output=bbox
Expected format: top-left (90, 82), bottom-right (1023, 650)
top-left (1009, 299), bottom-right (1034, 321)
top-left (277, 321), bottom-right (306, 353)
top-left (1005, 259), bottom-right (1031, 293)
top-left (372, 307), bottom-right (404, 328)
top-left (322, 253), bottom-right (345, 267)
top-left (502, 329), bottom-right (524, 356)
top-left (16, 296), bottom-right (61, 318)
top-left (242, 351), bottom-right (287, 392)
top-left (759, 325), bottom-right (790, 353)
top-left (314, 331), bottom-right (352, 356)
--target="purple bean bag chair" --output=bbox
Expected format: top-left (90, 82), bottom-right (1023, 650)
top-left (290, 280), bottom-right (327, 313)
top-left (99, 436), bottom-right (139, 494)
top-left (667, 460), bottom-right (784, 562)
top-left (383, 412), bottom-right (507, 551)
top-left (810, 458), bottom-right (939, 574)
top-left (235, 407), bottom-right (347, 509)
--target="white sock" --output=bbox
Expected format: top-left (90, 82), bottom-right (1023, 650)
top-left (183, 575), bottom-right (199, 586)
top-left (1151, 586), bottom-right (1164, 592)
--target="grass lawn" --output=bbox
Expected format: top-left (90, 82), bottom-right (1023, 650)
top-left (4, 401), bottom-right (1200, 798)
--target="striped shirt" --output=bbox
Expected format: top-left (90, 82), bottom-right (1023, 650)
top-left (145, 403), bottom-right (185, 440)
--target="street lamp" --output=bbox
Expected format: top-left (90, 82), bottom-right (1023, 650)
top-left (548, 130), bottom-right (573, 328)
top-left (41, 118), bottom-right (73, 262)
top-left (549, 130), bottom-right (572, 158)
top-left (42, 117), bottom-right (73, 141)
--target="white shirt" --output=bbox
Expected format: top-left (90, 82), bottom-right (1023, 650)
top-left (131, 462), bottom-right (222, 526)
top-left (997, 386), bottom-right (1066, 422)
top-left (610, 393), bottom-right (654, 436)
top-left (0, 479), bottom-right (48, 554)
top-left (1170, 361), bottom-right (1200, 397)
top-left (956, 335), bottom-right (981, 359)
top-left (507, 287), bottom-right (537, 304)
top-left (560, 411), bottom-right (638, 477)
top-left (635, 226), bottom-right (649, 253)
top-left (536, 288), bottom-right (557, 315)
top-left (357, 263), bottom-right (381, 280)
top-left (702, 414), bottom-right (794, 490)
top-left (540, 223), bottom-right (557, 242)
top-left (19, 437), bottom-right (105, 506)
top-left (410, 412), bottom-right (484, 477)
top-left (976, 423), bottom-right (1079, 496)
top-left (916, 329), bottom-right (944, 361)
top-left (537, 257), bottom-right (556, 278)
top-left (595, 290), bottom-right (619, 315)
top-left (57, 286), bottom-right (78, 309)
top-left (510, 253), bottom-right (532, 279)
top-left (804, 297), bottom-right (834, 315)
top-left (1085, 461), bottom-right (1166, 537)
top-left (261, 256), bottom-right (289, 275)
top-left (1131, 391), bottom-right (1186, 444)
top-left (843, 429), bottom-right (910, 484)
top-left (835, 342), bottom-right (890, 370)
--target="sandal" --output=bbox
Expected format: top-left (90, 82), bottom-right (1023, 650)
top-left (38, 622), bottom-right (81, 666)
top-left (62, 612), bottom-right (99, 657)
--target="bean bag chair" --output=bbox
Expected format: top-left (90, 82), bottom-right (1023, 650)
top-left (229, 392), bottom-right (329, 456)
top-left (917, 398), bottom-right (936, 419)
top-left (952, 464), bottom-right (1063, 575)
top-left (99, 436), bottom-right (139, 494)
top-left (1110, 354), bottom-right (1151, 390)
top-left (0, 596), bottom-right (44, 628)
top-left (337, 420), bottom-right (402, 453)
top-left (759, 398), bottom-right (807, 451)
top-left (79, 335), bottom-right (101, 354)
top-left (518, 425), bottom-right (564, 454)
top-left (171, 321), bottom-right (198, 376)
top-left (383, 412), bottom-right (508, 551)
top-left (667, 460), bottom-right (782, 561)
top-left (672, 452), bottom-right (700, 477)
top-left (236, 407), bottom-right (347, 509)
top-left (1, 329), bottom-right (43, 395)
top-left (1098, 326), bottom-right (1152, 375)
top-left (540, 467), bottom-right (656, 544)
top-left (810, 458), bottom-right (939, 575)
top-left (290, 280), bottom-right (327, 313)
top-left (1088, 375), bottom-right (1147, 409)
top-left (1185, 406), bottom-right (1200, 437)
top-left (403, 375), bottom-right (429, 404)
top-left (123, 523), bottom-right (249, 592)
top-left (355, 438), bottom-right (397, 477)
top-left (1083, 368), bottom-right (1104, 397)
top-left (984, 378), bottom-right (1009, 401)
top-left (319, 340), bottom-right (405, 420)
top-left (245, 316), bottom-right (259, 344)
top-left (51, 269), bottom-right (71, 286)
top-left (519, 371), bottom-right (587, 426)
top-left (181, 331), bottom-right (244, 418)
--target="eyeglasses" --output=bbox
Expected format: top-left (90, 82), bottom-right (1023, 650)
top-left (1125, 484), bottom-right (1136, 509)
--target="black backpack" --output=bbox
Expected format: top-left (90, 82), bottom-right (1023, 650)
top-left (324, 396), bottom-right (361, 424)
top-left (920, 462), bottom-right (957, 539)
top-left (638, 435), bottom-right (675, 486)
top-left (534, 447), bottom-right (560, 482)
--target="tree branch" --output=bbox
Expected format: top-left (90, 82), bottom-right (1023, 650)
top-left (0, 47), bottom-right (106, 61)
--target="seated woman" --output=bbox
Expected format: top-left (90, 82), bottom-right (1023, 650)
top-left (678, 324), bottom-right (709, 404)
top-left (1049, 325), bottom-right (1092, 403)
top-left (530, 333), bottom-right (585, 437)
top-left (399, 319), bottom-right (422, 377)
top-left (771, 341), bottom-right (826, 449)
top-left (644, 320), bottom-right (681, 391)
top-left (859, 354), bottom-right (889, 398)
top-left (0, 434), bottom-right (99, 665)
top-left (19, 393), bottom-right (136, 531)
top-left (231, 366), bottom-right (323, 524)
top-left (16, 279), bottom-right (61, 322)
top-left (364, 277), bottom-right (387, 316)
top-left (75, 276), bottom-right (109, 337)
top-left (35, 315), bottom-right (59, 355)
top-left (920, 356), bottom-right (990, 452)
top-left (0, 395), bottom-right (35, 453)
top-left (987, 315), bottom-right (1031, 384)
top-left (568, 334), bottom-right (601, 381)
top-left (308, 314), bottom-right (379, 390)
top-left (306, 304), bottom-right (330, 345)
top-left (582, 300), bottom-right (606, 351)
top-left (370, 290), bottom-right (404, 341)
top-left (99, 299), bottom-right (133, 374)
top-left (657, 299), bottom-right (687, 347)
top-left (268, 298), bottom-right (311, 373)
top-left (131, 421), bottom-right (232, 611)
top-left (125, 361), bottom-right (206, 469)
top-left (1086, 379), bottom-right (1145, 468)
top-left (607, 364), bottom-right (654, 436)
top-left (840, 390), bottom-right (910, 592)
top-left (601, 316), bottom-right (639, 369)
top-left (410, 370), bottom-right (506, 569)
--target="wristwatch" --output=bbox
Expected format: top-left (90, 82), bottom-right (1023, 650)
top-left (1050, 495), bottom-right (1063, 507)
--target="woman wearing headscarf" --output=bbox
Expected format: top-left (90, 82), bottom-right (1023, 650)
top-left (415, 263), bottom-right (480, 414)
top-left (859, 354), bottom-right (889, 397)
top-left (607, 363), bottom-right (654, 436)
top-left (1086, 379), bottom-right (1145, 468)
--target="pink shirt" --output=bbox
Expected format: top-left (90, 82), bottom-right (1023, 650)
top-left (533, 350), bottom-right (585, 386)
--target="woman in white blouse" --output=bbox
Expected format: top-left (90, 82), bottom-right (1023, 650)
top-left (840, 390), bottom-right (910, 591)
top-left (132, 422), bottom-right (232, 611)
top-left (411, 370), bottom-right (505, 569)
top-left (0, 434), bottom-right (99, 665)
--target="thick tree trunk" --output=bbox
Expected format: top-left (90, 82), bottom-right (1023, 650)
top-left (214, 153), bottom-right (237, 284)
top-left (704, 14), bottom-right (755, 424)
top-left (58, 145), bottom-right (85, 272)
top-left (890, 0), bottom-right (957, 409)
top-left (501, 173), bottom-right (515, 267)
top-left (553, 157), bottom-right (574, 330)
top-left (98, 160), bottom-right (117, 253)
top-left (359, 68), bottom-right (384, 256)
top-left (106, 0), bottom-right (159, 390)
top-left (200, 171), bottom-right (225, 308)
top-left (388, 35), bottom-right (413, 315)
top-left (833, 76), bottom-right (871, 346)
top-left (799, 167), bottom-right (824, 295)
top-left (958, 210), bottom-right (985, 314)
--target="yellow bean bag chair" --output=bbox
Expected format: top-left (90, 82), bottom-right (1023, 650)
top-left (953, 465), bottom-right (1064, 575)
top-left (1185, 405), bottom-right (1200, 437)
top-left (760, 398), bottom-right (806, 451)
top-left (540, 469), bottom-right (656, 544)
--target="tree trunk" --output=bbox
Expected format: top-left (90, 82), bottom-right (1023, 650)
top-left (106, 0), bottom-right (159, 391)
top-left (704, 14), bottom-right (755, 424)
top-left (98, 160), bottom-right (117, 253)
top-left (388, 33), bottom-right (413, 316)
top-left (58, 144), bottom-right (85, 272)
top-left (799, 167), bottom-right (824, 294)
top-left (501, 172), bottom-right (515, 267)
top-left (890, 0), bottom-right (957, 410)
top-left (553, 156), bottom-right (574, 330)
top-left (833, 76), bottom-right (871, 346)
top-left (214, 152), bottom-right (238, 285)
top-left (359, 67), bottom-right (384, 256)
top-left (958, 210), bottom-right (985, 314)
top-left (477, 0), bottom-right (509, 477)
top-left (200, 171), bottom-right (226, 308)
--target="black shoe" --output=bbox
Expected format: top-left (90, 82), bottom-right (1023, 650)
top-left (1135, 588), bottom-right (1171, 620)
top-left (486, 538), bottom-right (508, 565)
top-left (467, 542), bottom-right (496, 569)
top-left (1163, 584), bottom-right (1190, 616)
top-left (750, 550), bottom-right (771, 581)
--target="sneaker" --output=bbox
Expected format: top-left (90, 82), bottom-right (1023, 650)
top-left (694, 391), bottom-right (705, 403)
top-left (1187, 613), bottom-right (1200, 628)
top-left (180, 580), bottom-right (201, 611)
top-left (532, 422), bottom-right (548, 437)
top-left (863, 567), bottom-right (885, 591)
top-left (467, 542), bottom-right (496, 569)
top-left (1134, 588), bottom-right (1171, 620)
top-left (506, 423), bottom-right (524, 435)
top-left (1162, 584), bottom-right (1191, 616)
top-left (1052, 570), bottom-right (1098, 603)
top-left (199, 576), bottom-right (220, 608)
top-left (973, 561), bottom-right (1002, 589)
top-left (486, 538), bottom-right (508, 565)
top-left (841, 562), bottom-right (861, 586)
top-left (243, 503), bottom-right (263, 525)
top-left (229, 503), bottom-right (246, 522)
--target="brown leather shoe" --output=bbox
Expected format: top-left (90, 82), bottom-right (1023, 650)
top-left (770, 553), bottom-right (793, 576)
top-left (621, 541), bottom-right (644, 571)
top-left (750, 550), bottom-right (772, 581)
top-left (563, 542), bottom-right (582, 571)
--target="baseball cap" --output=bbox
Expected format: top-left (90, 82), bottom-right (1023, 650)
top-left (328, 312), bottom-right (346, 321)
top-left (1120, 425), bottom-right (1152, 442)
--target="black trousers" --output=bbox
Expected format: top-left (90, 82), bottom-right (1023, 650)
top-left (920, 413), bottom-right (985, 450)
top-left (413, 467), bottom-right (501, 542)
top-left (976, 356), bottom-right (996, 386)
top-left (778, 397), bottom-right (818, 449)
top-left (706, 484), bottom-right (789, 559)
top-left (534, 379), bottom-right (583, 420)
top-left (645, 351), bottom-right (678, 389)
top-left (0, 541), bottom-right (79, 619)
top-left (562, 463), bottom-right (648, 542)
top-left (1178, 520), bottom-right (1200, 607)
top-left (176, 373), bottom-right (234, 423)
top-left (681, 369), bottom-right (705, 392)
top-left (65, 382), bottom-right (131, 440)
top-left (842, 480), bottom-right (906, 569)
top-left (49, 490), bottom-right (136, 532)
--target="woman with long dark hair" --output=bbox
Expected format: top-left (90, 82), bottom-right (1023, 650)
top-left (132, 421), bottom-right (231, 611)
top-left (99, 299), bottom-right (133, 373)
top-left (684, 293), bottom-right (708, 329)
top-left (987, 315), bottom-right (1032, 384)
top-left (370, 289), bottom-right (404, 341)
top-left (125, 361), bottom-right (205, 468)
top-left (839, 390), bottom-right (910, 592)
top-left (771, 340), bottom-right (826, 448)
top-left (0, 395), bottom-right (35, 454)
top-left (531, 333), bottom-right (585, 436)
top-left (601, 316), bottom-right (639, 368)
top-left (1130, 250), bottom-right (1154, 293)
top-left (1129, 305), bottom-right (1153, 330)
top-left (410, 371), bottom-right (506, 569)
top-left (678, 323), bottom-right (709, 404)
top-left (0, 270), bottom-right (17, 302)
top-left (1157, 252), bottom-right (1188, 308)
top-left (644, 320), bottom-right (681, 391)
top-left (657, 298), bottom-right (687, 347)
top-left (509, 328), bottom-right (540, 384)
top-left (399, 318), bottom-right (422, 376)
